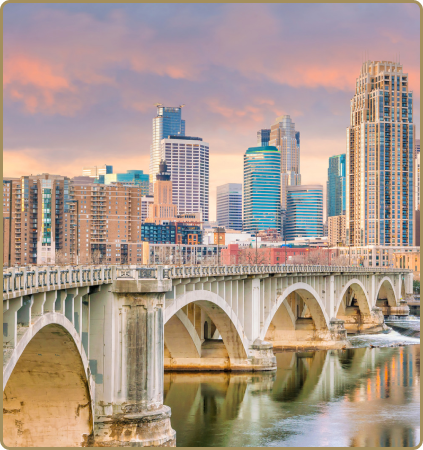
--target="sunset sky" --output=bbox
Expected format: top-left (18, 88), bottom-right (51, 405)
top-left (3, 3), bottom-right (420, 220)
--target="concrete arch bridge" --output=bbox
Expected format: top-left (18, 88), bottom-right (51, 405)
top-left (3, 264), bottom-right (412, 446)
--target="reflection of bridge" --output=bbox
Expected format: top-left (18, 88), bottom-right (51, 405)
top-left (3, 264), bottom-right (413, 446)
top-left (163, 347), bottom-right (419, 447)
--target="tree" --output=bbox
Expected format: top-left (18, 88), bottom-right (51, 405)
top-left (90, 249), bottom-right (103, 265)
top-left (413, 280), bottom-right (420, 295)
top-left (54, 249), bottom-right (69, 266)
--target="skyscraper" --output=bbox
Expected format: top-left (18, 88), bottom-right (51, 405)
top-left (150, 105), bottom-right (185, 183)
top-left (327, 154), bottom-right (346, 219)
top-left (216, 183), bottom-right (242, 231)
top-left (285, 185), bottom-right (323, 240)
top-left (146, 160), bottom-right (178, 224)
top-left (243, 146), bottom-right (281, 233)
top-left (415, 139), bottom-right (420, 211)
top-left (257, 129), bottom-right (271, 147)
top-left (161, 135), bottom-right (209, 222)
top-left (269, 115), bottom-right (301, 210)
top-left (346, 61), bottom-right (415, 246)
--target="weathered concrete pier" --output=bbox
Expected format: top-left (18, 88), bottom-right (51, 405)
top-left (3, 264), bottom-right (412, 446)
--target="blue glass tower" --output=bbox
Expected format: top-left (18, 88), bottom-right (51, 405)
top-left (285, 185), bottom-right (323, 240)
top-left (327, 154), bottom-right (346, 218)
top-left (243, 146), bottom-right (281, 232)
top-left (96, 170), bottom-right (150, 195)
top-left (150, 105), bottom-right (186, 182)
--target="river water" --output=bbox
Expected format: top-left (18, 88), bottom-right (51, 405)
top-left (164, 329), bottom-right (420, 447)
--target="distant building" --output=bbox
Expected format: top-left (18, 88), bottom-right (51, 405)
top-left (285, 185), bottom-right (323, 240)
top-left (394, 250), bottom-right (420, 280)
top-left (257, 129), bottom-right (271, 147)
top-left (327, 154), bottom-right (346, 219)
top-left (96, 170), bottom-right (150, 196)
top-left (146, 160), bottom-right (178, 224)
top-left (150, 105), bottom-right (185, 182)
top-left (243, 146), bottom-right (281, 233)
top-left (161, 135), bottom-right (209, 222)
top-left (82, 164), bottom-right (113, 179)
top-left (269, 115), bottom-right (301, 210)
top-left (328, 215), bottom-right (346, 247)
top-left (141, 222), bottom-right (202, 245)
top-left (216, 183), bottom-right (242, 231)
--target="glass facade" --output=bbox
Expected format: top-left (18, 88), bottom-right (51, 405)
top-left (150, 105), bottom-right (185, 182)
top-left (327, 154), bottom-right (346, 218)
top-left (243, 146), bottom-right (281, 233)
top-left (346, 61), bottom-right (415, 246)
top-left (285, 185), bottom-right (323, 240)
top-left (257, 129), bottom-right (271, 147)
top-left (216, 183), bottom-right (242, 231)
top-left (97, 170), bottom-right (150, 195)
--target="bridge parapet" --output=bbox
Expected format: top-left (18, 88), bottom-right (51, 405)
top-left (4, 264), bottom-right (412, 300)
top-left (3, 265), bottom-right (113, 300)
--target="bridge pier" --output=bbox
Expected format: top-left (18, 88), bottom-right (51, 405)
top-left (337, 307), bottom-right (389, 335)
top-left (91, 275), bottom-right (176, 447)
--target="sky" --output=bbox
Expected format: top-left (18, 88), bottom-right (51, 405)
top-left (3, 3), bottom-right (420, 220)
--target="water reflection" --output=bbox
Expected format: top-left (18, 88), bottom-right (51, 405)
top-left (164, 345), bottom-right (420, 447)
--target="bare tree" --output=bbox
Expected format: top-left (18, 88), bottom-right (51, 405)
top-left (54, 249), bottom-right (69, 266)
top-left (330, 255), bottom-right (350, 266)
top-left (90, 249), bottom-right (103, 265)
top-left (238, 247), bottom-right (271, 265)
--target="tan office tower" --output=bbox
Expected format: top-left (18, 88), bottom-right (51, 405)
top-left (269, 115), bottom-right (301, 210)
top-left (346, 61), bottom-right (415, 246)
top-left (147, 160), bottom-right (178, 224)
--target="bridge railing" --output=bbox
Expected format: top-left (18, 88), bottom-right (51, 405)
top-left (4, 264), bottom-right (411, 298)
top-left (3, 265), bottom-right (113, 297)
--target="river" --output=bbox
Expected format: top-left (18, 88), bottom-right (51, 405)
top-left (164, 329), bottom-right (420, 447)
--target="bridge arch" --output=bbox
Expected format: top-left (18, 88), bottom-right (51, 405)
top-left (335, 279), bottom-right (372, 318)
top-left (375, 277), bottom-right (398, 306)
top-left (260, 283), bottom-right (331, 341)
top-left (3, 312), bottom-right (94, 447)
top-left (164, 290), bottom-right (249, 361)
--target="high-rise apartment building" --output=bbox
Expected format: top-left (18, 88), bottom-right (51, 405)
top-left (150, 105), bottom-right (185, 183)
top-left (257, 129), bottom-right (271, 147)
top-left (327, 154), bottom-right (346, 219)
top-left (346, 61), bottom-right (415, 247)
top-left (3, 174), bottom-right (72, 266)
top-left (161, 135), bottom-right (209, 222)
top-left (216, 183), bottom-right (242, 231)
top-left (82, 164), bottom-right (113, 179)
top-left (328, 215), bottom-right (346, 247)
top-left (269, 115), bottom-right (301, 210)
top-left (415, 139), bottom-right (420, 210)
top-left (243, 146), bottom-right (281, 233)
top-left (285, 185), bottom-right (323, 240)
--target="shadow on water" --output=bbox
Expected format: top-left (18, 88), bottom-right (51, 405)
top-left (164, 345), bottom-right (420, 447)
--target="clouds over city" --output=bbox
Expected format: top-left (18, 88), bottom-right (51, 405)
top-left (3, 3), bottom-right (420, 218)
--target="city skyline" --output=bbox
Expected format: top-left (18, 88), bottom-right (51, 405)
top-left (3, 3), bottom-right (420, 221)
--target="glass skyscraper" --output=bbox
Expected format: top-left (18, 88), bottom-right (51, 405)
top-left (285, 185), bottom-right (323, 240)
top-left (150, 105), bottom-right (185, 182)
top-left (346, 61), bottom-right (415, 246)
top-left (243, 146), bottom-right (281, 233)
top-left (327, 154), bottom-right (346, 219)
top-left (257, 129), bottom-right (271, 147)
top-left (269, 115), bottom-right (301, 210)
top-left (216, 183), bottom-right (242, 231)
